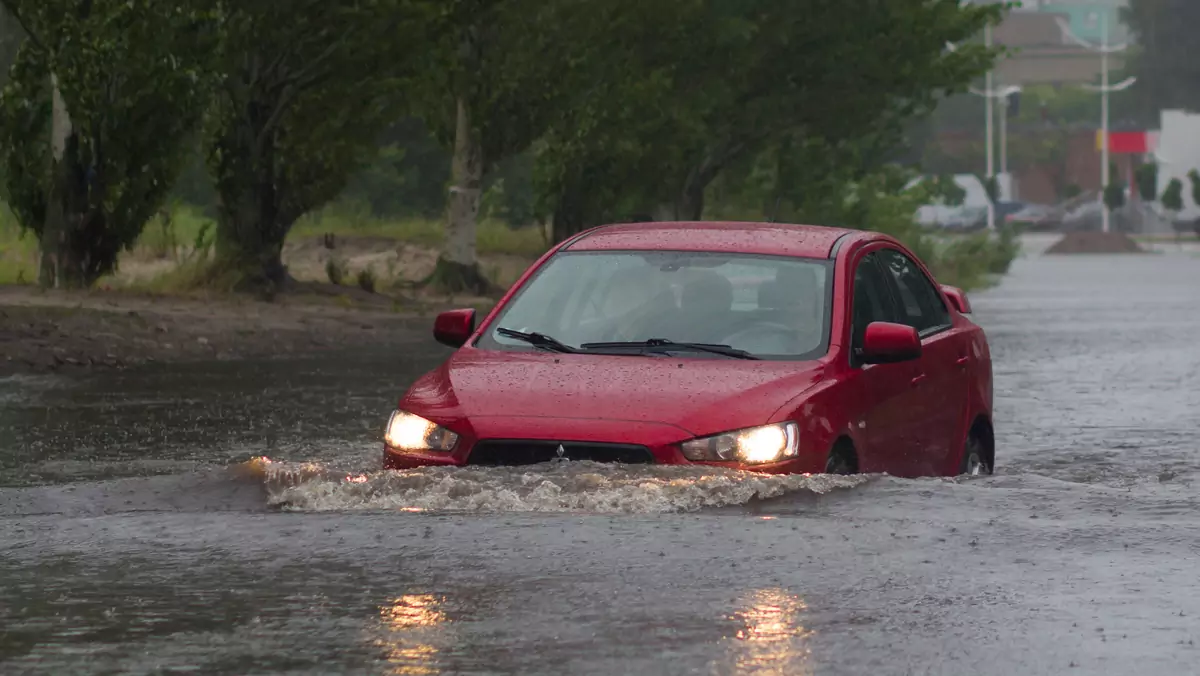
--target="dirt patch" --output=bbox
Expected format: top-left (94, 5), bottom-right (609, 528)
top-left (101, 236), bottom-right (536, 296)
top-left (1045, 232), bottom-right (1146, 255)
top-left (0, 286), bottom-right (496, 377)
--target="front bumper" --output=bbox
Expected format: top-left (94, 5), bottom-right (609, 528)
top-left (382, 416), bottom-right (821, 474)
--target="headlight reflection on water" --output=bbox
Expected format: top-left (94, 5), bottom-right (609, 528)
top-left (375, 594), bottom-right (450, 676)
top-left (726, 588), bottom-right (814, 676)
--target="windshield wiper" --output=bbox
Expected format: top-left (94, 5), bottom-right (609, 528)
top-left (579, 338), bottom-right (760, 360)
top-left (495, 327), bottom-right (579, 354)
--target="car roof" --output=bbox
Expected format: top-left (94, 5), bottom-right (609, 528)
top-left (562, 221), bottom-right (865, 259)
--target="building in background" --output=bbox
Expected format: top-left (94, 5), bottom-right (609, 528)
top-left (1155, 110), bottom-right (1200, 221)
top-left (985, 0), bottom-right (1130, 85)
top-left (927, 0), bottom-right (1142, 205)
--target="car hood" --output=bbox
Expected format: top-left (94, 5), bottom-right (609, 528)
top-left (400, 349), bottom-right (827, 438)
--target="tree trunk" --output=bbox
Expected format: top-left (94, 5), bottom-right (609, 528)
top-left (213, 167), bottom-right (290, 292)
top-left (677, 182), bottom-right (705, 221)
top-left (551, 178), bottom-right (587, 244)
top-left (212, 111), bottom-right (291, 293)
top-left (430, 96), bottom-right (491, 294)
top-left (678, 154), bottom-right (732, 221)
top-left (214, 200), bottom-right (289, 292)
top-left (38, 74), bottom-right (72, 288)
top-left (34, 75), bottom-right (122, 288)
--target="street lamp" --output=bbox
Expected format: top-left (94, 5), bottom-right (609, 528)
top-left (1054, 13), bottom-right (1137, 234)
top-left (946, 27), bottom-right (1020, 230)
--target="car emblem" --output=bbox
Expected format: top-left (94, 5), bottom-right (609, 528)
top-left (555, 444), bottom-right (566, 459)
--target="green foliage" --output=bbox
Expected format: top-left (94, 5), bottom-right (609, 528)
top-left (1135, 163), bottom-right (1158, 202)
top-left (205, 0), bottom-right (435, 288)
top-left (758, 159), bottom-right (1017, 290)
top-left (0, 0), bottom-right (219, 286)
top-left (1161, 177), bottom-right (1184, 212)
top-left (481, 152), bottom-right (537, 227)
top-left (0, 0), bottom-right (1022, 295)
top-left (1189, 169), bottom-right (1200, 209)
top-left (338, 118), bottom-right (450, 219)
top-left (930, 175), bottom-right (968, 207)
top-left (413, 0), bottom-right (586, 172)
top-left (981, 175), bottom-right (999, 204)
top-left (355, 266), bottom-right (376, 293)
top-left (325, 257), bottom-right (345, 286)
top-left (1103, 182), bottom-right (1126, 212)
top-left (1124, 0), bottom-right (1200, 114)
top-left (535, 0), bottom-right (1008, 239)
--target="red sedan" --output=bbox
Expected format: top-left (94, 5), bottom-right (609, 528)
top-left (384, 221), bottom-right (994, 478)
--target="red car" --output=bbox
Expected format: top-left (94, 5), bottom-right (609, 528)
top-left (384, 221), bottom-right (994, 478)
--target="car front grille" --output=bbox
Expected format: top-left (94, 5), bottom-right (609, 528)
top-left (467, 440), bottom-right (655, 466)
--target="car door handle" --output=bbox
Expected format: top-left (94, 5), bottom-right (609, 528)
top-left (911, 374), bottom-right (928, 387)
top-left (956, 355), bottom-right (970, 366)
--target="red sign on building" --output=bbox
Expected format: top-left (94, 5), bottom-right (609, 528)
top-left (1095, 130), bottom-right (1158, 154)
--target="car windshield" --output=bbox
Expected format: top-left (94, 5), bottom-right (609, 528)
top-left (476, 250), bottom-right (833, 360)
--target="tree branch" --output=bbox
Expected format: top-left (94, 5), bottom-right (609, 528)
top-left (0, 0), bottom-right (47, 52)
top-left (288, 27), bottom-right (356, 91)
top-left (254, 82), bottom-right (297, 155)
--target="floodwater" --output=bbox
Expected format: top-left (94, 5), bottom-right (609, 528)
top-left (2, 235), bottom-right (1199, 675)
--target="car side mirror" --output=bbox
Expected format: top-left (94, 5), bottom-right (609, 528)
top-left (940, 285), bottom-right (971, 314)
top-left (433, 309), bottom-right (476, 348)
top-left (861, 322), bottom-right (921, 364)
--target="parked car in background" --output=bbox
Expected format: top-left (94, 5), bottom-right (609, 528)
top-left (1005, 203), bottom-right (1064, 231)
top-left (1061, 201), bottom-right (1108, 232)
top-left (993, 201), bottom-right (1027, 223)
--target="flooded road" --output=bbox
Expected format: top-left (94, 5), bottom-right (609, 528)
top-left (2, 239), bottom-right (1199, 675)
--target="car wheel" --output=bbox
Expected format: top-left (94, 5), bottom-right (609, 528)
top-left (825, 444), bottom-right (857, 475)
top-left (959, 435), bottom-right (993, 476)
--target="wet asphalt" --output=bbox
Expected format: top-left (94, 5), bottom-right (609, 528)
top-left (1, 234), bottom-right (1199, 675)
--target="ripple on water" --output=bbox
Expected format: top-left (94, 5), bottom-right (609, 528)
top-left (244, 457), bottom-right (872, 514)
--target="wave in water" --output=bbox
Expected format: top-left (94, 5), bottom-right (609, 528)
top-left (242, 457), bottom-right (872, 514)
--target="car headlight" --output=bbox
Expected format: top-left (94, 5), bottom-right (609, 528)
top-left (680, 422), bottom-right (799, 464)
top-left (384, 410), bottom-right (459, 452)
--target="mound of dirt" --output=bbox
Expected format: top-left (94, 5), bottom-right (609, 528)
top-left (1045, 232), bottom-right (1145, 255)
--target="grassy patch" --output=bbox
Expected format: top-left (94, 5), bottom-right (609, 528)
top-left (130, 201), bottom-right (550, 259)
top-left (291, 202), bottom-right (549, 257)
top-left (0, 204), bottom-right (37, 285)
top-left (923, 227), bottom-right (1022, 292)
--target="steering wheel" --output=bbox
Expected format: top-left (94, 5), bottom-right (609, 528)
top-left (720, 321), bottom-right (796, 350)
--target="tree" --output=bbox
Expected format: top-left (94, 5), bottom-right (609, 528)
top-left (1135, 162), bottom-right (1158, 202)
top-left (1124, 0), bottom-right (1200, 113)
top-left (674, 0), bottom-right (1004, 221)
top-left (205, 0), bottom-right (433, 290)
top-left (536, 0), bottom-right (1006, 241)
top-left (0, 0), bottom-right (218, 287)
top-left (413, 0), bottom-right (593, 292)
top-left (1161, 177), bottom-right (1183, 210)
top-left (1103, 182), bottom-right (1126, 213)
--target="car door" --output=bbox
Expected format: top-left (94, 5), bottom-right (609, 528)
top-left (845, 251), bottom-right (923, 476)
top-left (876, 248), bottom-right (970, 476)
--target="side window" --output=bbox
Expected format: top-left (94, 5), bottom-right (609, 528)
top-left (878, 249), bottom-right (951, 334)
top-left (851, 253), bottom-right (895, 354)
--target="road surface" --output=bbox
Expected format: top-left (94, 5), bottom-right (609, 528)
top-left (2, 238), bottom-right (1198, 675)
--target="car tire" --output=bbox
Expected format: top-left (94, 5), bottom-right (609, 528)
top-left (825, 443), bottom-right (857, 475)
top-left (959, 435), bottom-right (993, 476)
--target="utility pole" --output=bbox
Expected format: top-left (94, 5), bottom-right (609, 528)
top-left (984, 23), bottom-right (994, 229)
top-left (946, 27), bottom-right (1020, 230)
top-left (1055, 13), bottom-right (1137, 234)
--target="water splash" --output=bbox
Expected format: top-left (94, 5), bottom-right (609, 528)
top-left (248, 458), bottom-right (872, 514)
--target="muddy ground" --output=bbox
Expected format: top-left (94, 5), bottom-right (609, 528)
top-left (0, 286), bottom-right (490, 377)
top-left (0, 235), bottom-right (536, 376)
